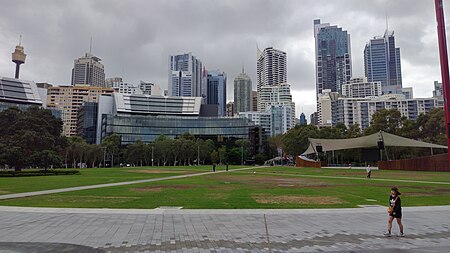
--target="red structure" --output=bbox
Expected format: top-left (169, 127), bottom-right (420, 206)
top-left (435, 0), bottom-right (450, 165)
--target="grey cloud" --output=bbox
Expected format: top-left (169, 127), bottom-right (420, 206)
top-left (0, 0), bottom-right (447, 119)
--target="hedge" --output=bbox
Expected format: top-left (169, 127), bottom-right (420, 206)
top-left (0, 169), bottom-right (80, 177)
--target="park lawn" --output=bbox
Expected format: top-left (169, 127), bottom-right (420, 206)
top-left (1, 166), bottom-right (450, 209)
top-left (0, 165), bottom-right (240, 195)
top-left (253, 166), bottom-right (450, 183)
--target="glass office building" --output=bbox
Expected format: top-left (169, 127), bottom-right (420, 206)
top-left (364, 30), bottom-right (402, 94)
top-left (101, 114), bottom-right (255, 145)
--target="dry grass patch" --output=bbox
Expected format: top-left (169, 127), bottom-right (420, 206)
top-left (127, 169), bottom-right (191, 174)
top-left (132, 184), bottom-right (194, 192)
top-left (253, 194), bottom-right (344, 205)
top-left (212, 174), bottom-right (331, 188)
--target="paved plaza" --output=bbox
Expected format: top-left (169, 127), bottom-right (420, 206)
top-left (0, 205), bottom-right (449, 252)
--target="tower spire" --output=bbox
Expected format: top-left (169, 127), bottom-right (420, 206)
top-left (19, 35), bottom-right (22, 46)
top-left (89, 36), bottom-right (92, 54)
top-left (385, 9), bottom-right (389, 33)
top-left (242, 64), bottom-right (245, 74)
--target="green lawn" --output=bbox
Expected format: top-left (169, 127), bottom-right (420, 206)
top-left (0, 165), bottom-right (239, 195)
top-left (1, 166), bottom-right (449, 209)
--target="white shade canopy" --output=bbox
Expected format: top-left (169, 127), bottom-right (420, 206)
top-left (302, 131), bottom-right (448, 155)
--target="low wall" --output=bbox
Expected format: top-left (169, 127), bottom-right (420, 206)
top-left (296, 156), bottom-right (322, 168)
top-left (378, 153), bottom-right (449, 172)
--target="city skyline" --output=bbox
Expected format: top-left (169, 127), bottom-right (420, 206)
top-left (0, 0), bottom-right (446, 119)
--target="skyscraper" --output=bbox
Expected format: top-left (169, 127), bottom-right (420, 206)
top-left (71, 53), bottom-right (106, 87)
top-left (206, 70), bottom-right (227, 117)
top-left (257, 47), bottom-right (287, 93)
top-left (364, 30), bottom-right (402, 94)
top-left (314, 19), bottom-right (352, 96)
top-left (234, 67), bottom-right (252, 113)
top-left (168, 53), bottom-right (203, 97)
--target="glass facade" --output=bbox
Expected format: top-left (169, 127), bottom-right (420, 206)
top-left (314, 20), bottom-right (352, 96)
top-left (77, 102), bottom-right (98, 144)
top-left (364, 31), bottom-right (402, 94)
top-left (101, 115), bottom-right (255, 145)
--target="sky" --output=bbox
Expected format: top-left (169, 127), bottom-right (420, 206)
top-left (0, 0), bottom-right (449, 120)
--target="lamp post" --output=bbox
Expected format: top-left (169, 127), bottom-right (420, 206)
top-left (151, 146), bottom-right (154, 167)
top-left (435, 0), bottom-right (450, 162)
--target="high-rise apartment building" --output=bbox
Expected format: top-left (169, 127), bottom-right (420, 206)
top-left (257, 47), bottom-right (287, 110)
top-left (341, 77), bottom-right (382, 98)
top-left (168, 53), bottom-right (203, 97)
top-left (364, 30), bottom-right (402, 94)
top-left (259, 83), bottom-right (296, 129)
top-left (234, 68), bottom-right (252, 113)
top-left (47, 85), bottom-right (114, 136)
top-left (71, 53), bottom-right (106, 87)
top-left (206, 70), bottom-right (227, 117)
top-left (314, 19), bottom-right (352, 96)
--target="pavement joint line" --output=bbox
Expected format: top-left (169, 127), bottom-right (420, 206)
top-left (0, 166), bottom-right (268, 201)
top-left (237, 169), bottom-right (450, 185)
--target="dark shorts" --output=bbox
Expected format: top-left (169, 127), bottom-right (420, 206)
top-left (390, 212), bottom-right (402, 219)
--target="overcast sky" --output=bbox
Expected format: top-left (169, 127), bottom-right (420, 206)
top-left (0, 0), bottom-right (449, 120)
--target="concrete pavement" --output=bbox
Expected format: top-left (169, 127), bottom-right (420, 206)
top-left (0, 205), bottom-right (449, 252)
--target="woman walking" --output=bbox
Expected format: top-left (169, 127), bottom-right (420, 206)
top-left (384, 187), bottom-right (404, 237)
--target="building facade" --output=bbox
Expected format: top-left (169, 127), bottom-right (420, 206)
top-left (332, 95), bottom-right (442, 130)
top-left (77, 102), bottom-right (98, 144)
top-left (226, 102), bottom-right (235, 117)
top-left (341, 77), bottom-right (382, 98)
top-left (47, 85), bottom-right (114, 136)
top-left (168, 53), bottom-right (203, 97)
top-left (314, 19), bottom-right (352, 97)
top-left (258, 83), bottom-right (296, 128)
top-left (233, 68), bottom-right (252, 113)
top-left (206, 70), bottom-right (227, 117)
top-left (71, 53), bottom-right (106, 87)
top-left (0, 76), bottom-right (43, 111)
top-left (251, 91), bottom-right (258, 111)
top-left (364, 30), bottom-right (402, 94)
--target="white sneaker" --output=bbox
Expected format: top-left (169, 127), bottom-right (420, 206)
top-left (383, 232), bottom-right (392, 237)
top-left (397, 233), bottom-right (404, 237)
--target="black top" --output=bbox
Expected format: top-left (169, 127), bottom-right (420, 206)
top-left (389, 195), bottom-right (402, 215)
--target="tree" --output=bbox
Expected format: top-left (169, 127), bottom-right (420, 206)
top-left (102, 134), bottom-right (121, 167)
top-left (235, 139), bottom-right (251, 162)
top-left (126, 140), bottom-right (145, 166)
top-left (218, 146), bottom-right (227, 164)
top-left (0, 106), bottom-right (65, 170)
top-left (281, 125), bottom-right (319, 156)
top-left (364, 109), bottom-right (405, 135)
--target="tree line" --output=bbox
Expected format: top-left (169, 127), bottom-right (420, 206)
top-left (0, 106), bottom-right (258, 170)
top-left (278, 108), bottom-right (447, 162)
top-left (1, 106), bottom-right (446, 170)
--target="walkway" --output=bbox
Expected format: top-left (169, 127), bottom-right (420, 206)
top-left (0, 206), bottom-right (449, 252)
top-left (0, 166), bottom-right (263, 201)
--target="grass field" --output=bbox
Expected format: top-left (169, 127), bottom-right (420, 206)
top-left (0, 165), bottom-right (238, 195)
top-left (1, 166), bottom-right (449, 209)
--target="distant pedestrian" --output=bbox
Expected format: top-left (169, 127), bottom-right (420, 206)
top-left (349, 163), bottom-right (352, 170)
top-left (212, 163), bottom-right (216, 172)
top-left (226, 163), bottom-right (229, 171)
top-left (366, 164), bottom-right (371, 179)
top-left (384, 187), bottom-right (404, 237)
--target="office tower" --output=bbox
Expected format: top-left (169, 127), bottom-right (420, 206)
top-left (433, 81), bottom-right (444, 106)
top-left (47, 85), bottom-right (114, 136)
top-left (314, 19), bottom-right (352, 96)
top-left (168, 53), bottom-right (203, 97)
top-left (71, 53), bottom-right (106, 87)
top-left (257, 47), bottom-right (287, 110)
top-left (341, 77), bottom-right (382, 98)
top-left (364, 30), bottom-right (402, 94)
top-left (251, 91), bottom-right (258, 111)
top-left (206, 70), bottom-right (227, 117)
top-left (234, 67), bottom-right (252, 113)
top-left (299, 113), bottom-right (307, 125)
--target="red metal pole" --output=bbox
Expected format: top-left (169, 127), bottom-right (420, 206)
top-left (435, 0), bottom-right (450, 164)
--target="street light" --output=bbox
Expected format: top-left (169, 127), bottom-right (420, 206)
top-left (151, 146), bottom-right (154, 167)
